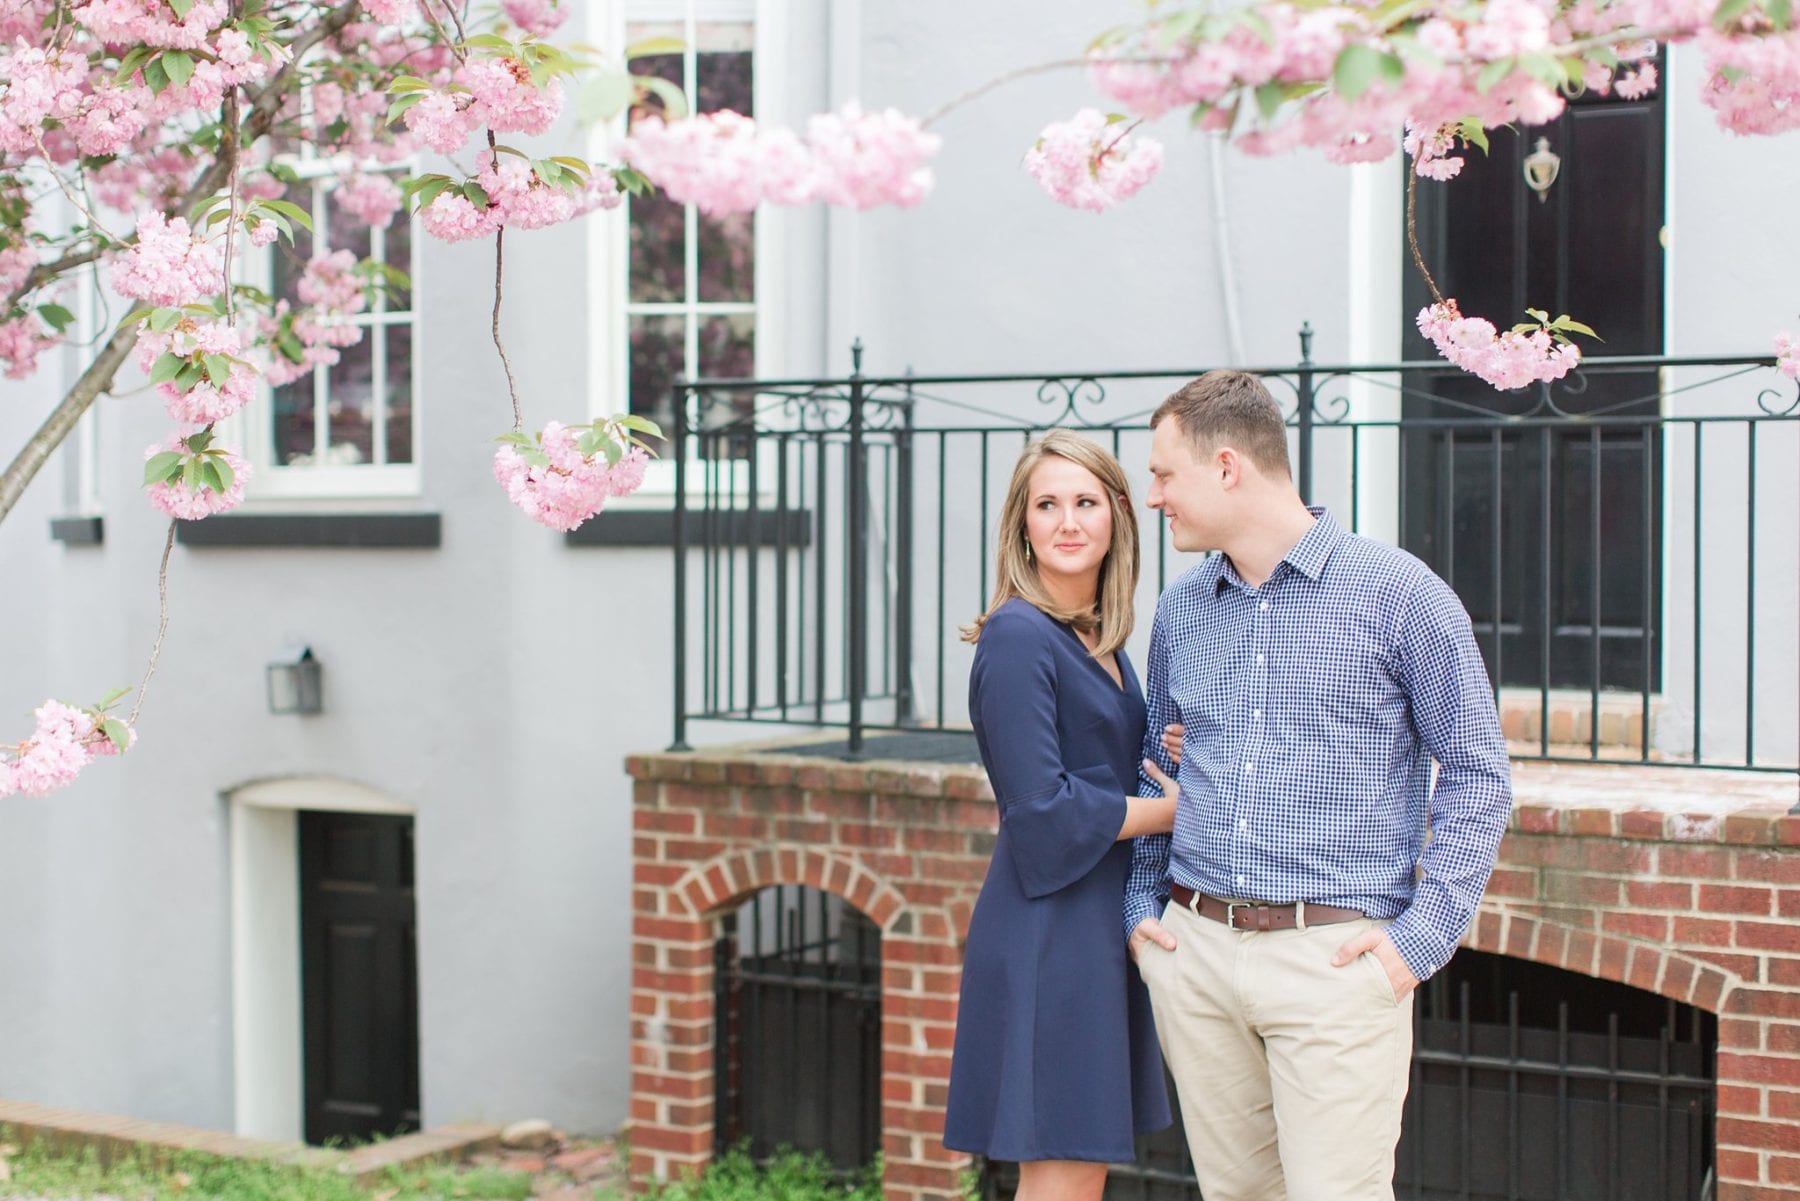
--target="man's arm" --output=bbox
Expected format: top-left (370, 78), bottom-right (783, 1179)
top-left (1125, 597), bottom-right (1178, 946)
top-left (1383, 575), bottom-right (1514, 981)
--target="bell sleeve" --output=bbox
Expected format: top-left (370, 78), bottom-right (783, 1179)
top-left (971, 609), bottom-right (1129, 899)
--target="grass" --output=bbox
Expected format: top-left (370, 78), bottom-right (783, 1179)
top-left (624, 1148), bottom-right (885, 1201)
top-left (0, 1135), bottom-right (545, 1201)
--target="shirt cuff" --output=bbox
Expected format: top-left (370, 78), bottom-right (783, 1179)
top-left (1385, 907), bottom-right (1454, 982)
top-left (1123, 891), bottom-right (1165, 944)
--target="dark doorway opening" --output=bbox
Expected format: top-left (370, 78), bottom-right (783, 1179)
top-left (713, 884), bottom-right (882, 1170)
top-left (299, 810), bottom-right (421, 1146)
top-left (1400, 70), bottom-right (1667, 694)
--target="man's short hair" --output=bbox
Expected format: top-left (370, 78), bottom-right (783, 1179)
top-left (1151, 370), bottom-right (1292, 479)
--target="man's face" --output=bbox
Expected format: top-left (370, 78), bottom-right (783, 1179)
top-left (1146, 418), bottom-right (1219, 553)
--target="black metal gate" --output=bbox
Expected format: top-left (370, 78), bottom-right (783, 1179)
top-left (982, 950), bottom-right (1715, 1201)
top-left (713, 884), bottom-right (882, 1169)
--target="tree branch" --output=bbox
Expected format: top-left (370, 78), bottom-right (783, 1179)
top-left (0, 0), bottom-right (366, 527)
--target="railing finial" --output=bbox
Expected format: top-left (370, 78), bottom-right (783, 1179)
top-left (1299, 321), bottom-right (1314, 363)
top-left (851, 337), bottom-right (864, 375)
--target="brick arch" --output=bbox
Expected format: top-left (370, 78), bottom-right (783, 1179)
top-left (1466, 903), bottom-right (1740, 1014)
top-left (671, 844), bottom-right (908, 933)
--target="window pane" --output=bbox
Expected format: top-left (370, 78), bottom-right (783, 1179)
top-left (273, 376), bottom-right (314, 466)
top-left (385, 324), bottom-right (414, 465)
top-left (698, 311), bottom-right (754, 379)
top-left (629, 190), bottom-right (685, 302)
top-left (697, 210), bottom-right (753, 303)
top-left (629, 314), bottom-right (686, 449)
top-left (384, 209), bottom-right (412, 292)
top-left (271, 183), bottom-right (316, 308)
top-left (697, 23), bottom-right (753, 116)
top-left (626, 35), bottom-right (682, 125)
top-left (325, 330), bottom-right (375, 465)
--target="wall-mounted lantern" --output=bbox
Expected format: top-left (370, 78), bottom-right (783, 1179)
top-left (267, 646), bottom-right (323, 715)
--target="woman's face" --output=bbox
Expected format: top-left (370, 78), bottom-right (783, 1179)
top-left (1023, 455), bottom-right (1114, 587)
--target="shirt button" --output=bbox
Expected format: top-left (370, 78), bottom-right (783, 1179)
top-left (1238, 818), bottom-right (1247, 831)
top-left (1255, 653), bottom-right (1266, 665)
top-left (1260, 600), bottom-right (1269, 611)
top-left (1236, 875), bottom-right (1246, 888)
top-left (1253, 708), bottom-right (1263, 720)
top-left (1243, 762), bottom-right (1253, 774)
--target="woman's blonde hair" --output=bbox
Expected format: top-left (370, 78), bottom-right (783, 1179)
top-left (961, 430), bottom-right (1140, 656)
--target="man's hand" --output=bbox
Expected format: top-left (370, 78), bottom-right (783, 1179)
top-left (1159, 722), bottom-right (1184, 765)
top-left (1332, 927), bottom-right (1419, 1003)
top-left (1129, 916), bottom-right (1178, 965)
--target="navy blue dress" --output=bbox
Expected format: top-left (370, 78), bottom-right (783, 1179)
top-left (943, 598), bottom-right (1172, 1163)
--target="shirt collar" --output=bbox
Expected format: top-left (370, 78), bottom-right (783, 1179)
top-left (1210, 506), bottom-right (1344, 594)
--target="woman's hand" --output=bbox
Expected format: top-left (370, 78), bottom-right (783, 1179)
top-left (1160, 722), bottom-right (1184, 765)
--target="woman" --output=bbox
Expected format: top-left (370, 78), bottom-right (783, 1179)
top-left (943, 430), bottom-right (1175, 1201)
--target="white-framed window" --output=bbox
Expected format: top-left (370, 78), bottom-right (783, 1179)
top-left (590, 0), bottom-right (781, 499)
top-left (246, 160), bottom-right (421, 501)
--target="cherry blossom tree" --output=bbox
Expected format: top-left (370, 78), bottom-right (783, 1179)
top-left (2, 0), bottom-right (1796, 793)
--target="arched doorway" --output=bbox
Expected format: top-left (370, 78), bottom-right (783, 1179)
top-left (713, 884), bottom-right (882, 1169)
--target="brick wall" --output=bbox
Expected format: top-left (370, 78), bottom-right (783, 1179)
top-left (626, 750), bottom-right (1799, 1201)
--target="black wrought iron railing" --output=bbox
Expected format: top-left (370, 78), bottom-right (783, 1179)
top-left (669, 327), bottom-right (1800, 774)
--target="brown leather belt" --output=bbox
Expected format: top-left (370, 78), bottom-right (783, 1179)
top-left (1169, 883), bottom-right (1365, 932)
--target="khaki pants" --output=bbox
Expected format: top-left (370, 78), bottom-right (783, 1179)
top-left (1136, 898), bottom-right (1414, 1201)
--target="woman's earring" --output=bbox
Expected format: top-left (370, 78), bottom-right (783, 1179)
top-left (1024, 540), bottom-right (1033, 562)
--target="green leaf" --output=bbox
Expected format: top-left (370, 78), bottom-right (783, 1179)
top-left (143, 451), bottom-right (183, 485)
top-left (1767, 0), bottom-right (1792, 28)
top-left (610, 166), bottom-right (651, 197)
top-left (462, 181), bottom-right (490, 208)
top-left (185, 428), bottom-right (214, 453)
top-left (198, 457), bottom-right (225, 495)
top-left (1712, 0), bottom-right (1757, 25)
top-left (1234, 8), bottom-right (1277, 46)
top-left (255, 198), bottom-right (314, 232)
top-left (100, 718), bottom-right (131, 752)
top-left (95, 686), bottom-right (132, 709)
top-left (277, 331), bottom-right (305, 362)
top-left (202, 353), bottom-right (232, 386)
top-left (1255, 82), bottom-right (1285, 120)
top-left (150, 352), bottom-right (187, 385)
top-left (386, 74), bottom-right (432, 93)
top-left (1332, 44), bottom-right (1404, 102)
top-left (1455, 117), bottom-right (1491, 154)
top-left (492, 142), bottom-right (529, 158)
top-left (142, 54), bottom-right (170, 94)
top-left (1525, 307), bottom-right (1549, 322)
top-left (624, 35), bottom-right (685, 59)
top-left (634, 73), bottom-right (689, 120)
top-left (1477, 57), bottom-right (1515, 93)
top-left (386, 92), bottom-right (426, 123)
top-left (463, 33), bottom-right (516, 52)
top-left (413, 177), bottom-right (455, 211)
top-left (209, 454), bottom-right (235, 493)
top-left (148, 307), bottom-right (184, 333)
top-left (182, 455), bottom-right (202, 491)
top-left (494, 431), bottom-right (535, 445)
top-left (616, 414), bottom-right (664, 437)
top-left (175, 362), bottom-right (206, 391)
top-left (578, 67), bottom-right (633, 125)
top-left (114, 46), bottom-right (150, 84)
top-left (161, 50), bottom-right (195, 89)
top-left (548, 155), bottom-right (591, 177)
top-left (167, 0), bottom-right (193, 16)
top-left (602, 439), bottom-right (623, 467)
top-left (1550, 316), bottom-right (1601, 339)
top-left (37, 302), bottom-right (75, 332)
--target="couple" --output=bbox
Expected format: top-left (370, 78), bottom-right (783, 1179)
top-left (942, 370), bottom-right (1514, 1201)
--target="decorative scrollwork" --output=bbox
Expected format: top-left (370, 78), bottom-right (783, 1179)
top-left (1756, 381), bottom-right (1800, 417)
top-left (1035, 377), bottom-right (1109, 426)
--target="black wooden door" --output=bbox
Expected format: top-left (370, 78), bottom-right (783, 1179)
top-left (299, 811), bottom-right (420, 1146)
top-left (1401, 73), bottom-right (1665, 692)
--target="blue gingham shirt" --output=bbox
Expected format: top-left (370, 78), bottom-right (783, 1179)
top-left (1124, 508), bottom-right (1512, 981)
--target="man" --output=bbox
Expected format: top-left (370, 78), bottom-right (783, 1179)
top-left (1125, 370), bottom-right (1513, 1201)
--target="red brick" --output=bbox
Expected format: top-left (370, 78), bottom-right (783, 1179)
top-left (740, 788), bottom-right (804, 816)
top-left (1602, 910), bottom-right (1670, 942)
top-left (1564, 930), bottom-right (1599, 973)
top-left (1726, 814), bottom-right (1781, 847)
top-left (1775, 960), bottom-right (1800, 988)
top-left (1626, 944), bottom-right (1662, 992)
top-left (1689, 950), bottom-right (1765, 980)
top-left (1772, 1026), bottom-right (1800, 1055)
top-left (1535, 924), bottom-right (1568, 968)
top-left (1566, 807), bottom-right (1614, 836)
top-left (1516, 805), bottom-right (1561, 833)
top-left (1545, 871), bottom-right (1622, 907)
top-left (1662, 956), bottom-right (1697, 1000)
top-left (1740, 922), bottom-right (1800, 954)
top-left (1516, 903), bottom-right (1597, 930)
top-left (1705, 884), bottom-right (1780, 915)
top-left (1620, 809), bottom-right (1667, 839)
top-left (831, 766), bottom-right (872, 792)
top-left (1695, 970), bottom-right (1733, 1011)
top-left (1730, 992), bottom-right (1800, 1020)
top-left (629, 1126), bottom-right (712, 1154)
top-left (1719, 1117), bottom-right (1800, 1154)
top-left (635, 862), bottom-right (687, 887)
top-left (1719, 1083), bottom-right (1767, 1115)
top-left (904, 828), bottom-right (968, 854)
top-left (636, 810), bottom-right (698, 834)
top-left (1471, 909), bottom-right (1504, 952)
top-left (837, 823), bottom-right (897, 849)
top-left (772, 818), bottom-right (831, 843)
top-left (1718, 1052), bottom-right (1800, 1086)
top-left (809, 791), bottom-right (873, 820)
top-left (1661, 846), bottom-right (1734, 878)
top-left (1628, 880), bottom-right (1696, 909)
top-left (1772, 1156), bottom-right (1800, 1187)
top-left (665, 783), bottom-right (733, 810)
top-left (1736, 851), bottom-right (1799, 883)
top-left (1674, 916), bottom-right (1736, 947)
top-left (664, 838), bottom-right (728, 862)
top-left (1714, 1149), bottom-right (1763, 1188)
top-left (1771, 1090), bottom-right (1800, 1121)
top-left (1582, 841), bottom-right (1654, 873)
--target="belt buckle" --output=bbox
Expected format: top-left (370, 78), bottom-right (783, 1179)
top-left (1225, 901), bottom-right (1248, 930)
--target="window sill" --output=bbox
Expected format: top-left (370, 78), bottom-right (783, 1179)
top-left (174, 513), bottom-right (442, 549)
top-left (50, 516), bottom-right (104, 546)
top-left (564, 508), bottom-right (811, 548)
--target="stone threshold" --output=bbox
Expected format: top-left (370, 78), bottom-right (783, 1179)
top-left (0, 1097), bottom-right (499, 1186)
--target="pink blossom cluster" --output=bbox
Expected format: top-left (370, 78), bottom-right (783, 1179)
top-left (333, 173), bottom-right (405, 229)
top-left (492, 422), bottom-right (650, 532)
top-left (1023, 109), bottom-right (1164, 213)
top-left (134, 317), bottom-right (259, 423)
top-left (1699, 29), bottom-right (1800, 135)
top-left (143, 432), bottom-right (251, 519)
top-left (1403, 121), bottom-right (1464, 180)
top-left (72, 0), bottom-right (230, 51)
top-left (361, 0), bottom-right (417, 23)
top-left (0, 313), bottom-right (57, 380)
top-left (0, 699), bottom-right (129, 798)
top-left (261, 250), bottom-right (368, 387)
top-left (1417, 300), bottom-right (1581, 391)
top-left (501, 0), bottom-right (567, 37)
top-left (619, 104), bottom-right (939, 217)
top-left (1776, 332), bottom-right (1799, 381)
top-left (112, 212), bottom-right (224, 307)
top-left (0, 40), bottom-right (86, 153)
top-left (419, 152), bottom-right (612, 240)
top-left (402, 55), bottom-right (564, 157)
